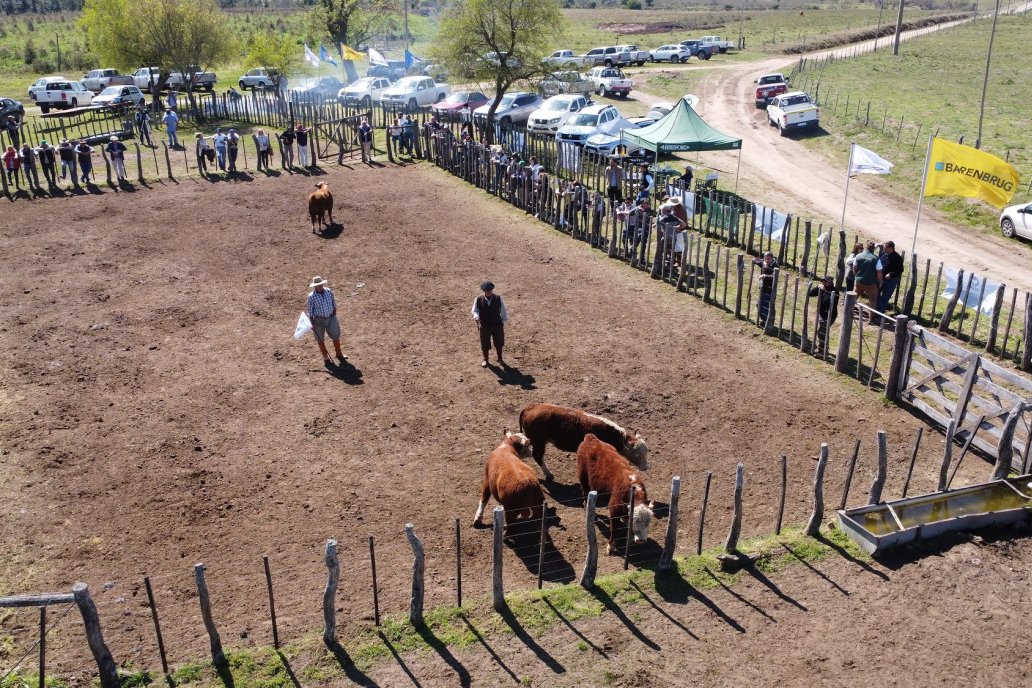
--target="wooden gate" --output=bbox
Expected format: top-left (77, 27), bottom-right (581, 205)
top-left (313, 111), bottom-right (370, 164)
top-left (898, 324), bottom-right (1032, 471)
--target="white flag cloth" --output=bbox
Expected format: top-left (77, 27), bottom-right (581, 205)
top-left (753, 203), bottom-right (790, 242)
top-left (942, 269), bottom-right (1002, 315)
top-left (368, 47), bottom-right (389, 66)
top-left (850, 143), bottom-right (894, 175)
top-left (293, 312), bottom-right (313, 340)
top-left (304, 44), bottom-right (320, 68)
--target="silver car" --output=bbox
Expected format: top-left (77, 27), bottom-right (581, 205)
top-left (472, 91), bottom-right (542, 128)
top-left (1000, 201), bottom-right (1032, 240)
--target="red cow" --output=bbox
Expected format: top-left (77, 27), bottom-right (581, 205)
top-left (577, 434), bottom-right (655, 554)
top-left (473, 431), bottom-right (545, 537)
top-left (519, 402), bottom-right (648, 480)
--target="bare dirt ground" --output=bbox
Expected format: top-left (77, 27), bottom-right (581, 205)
top-left (0, 163), bottom-right (1028, 685)
top-left (629, 14), bottom-right (1032, 291)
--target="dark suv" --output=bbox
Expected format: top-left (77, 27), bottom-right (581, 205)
top-left (367, 61), bottom-right (408, 81)
top-left (680, 40), bottom-right (715, 60)
top-left (0, 97), bottom-right (25, 122)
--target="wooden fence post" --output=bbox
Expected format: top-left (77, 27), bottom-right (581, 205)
top-left (800, 221), bottom-right (812, 276)
top-left (193, 564), bottom-right (227, 669)
top-left (162, 142), bottom-right (173, 179)
top-left (405, 524), bottom-right (425, 626)
top-left (580, 491), bottom-right (599, 588)
top-left (734, 254), bottom-right (745, 319)
top-left (697, 471), bottom-right (712, 555)
top-left (143, 576), bottom-right (169, 675)
top-left (38, 606), bottom-right (45, 688)
top-left (901, 427), bottom-right (923, 498)
top-left (623, 485), bottom-right (637, 570)
top-left (938, 268), bottom-right (964, 332)
top-left (368, 536), bottom-right (380, 626)
top-left (724, 463), bottom-right (744, 554)
top-left (885, 314), bottom-right (910, 401)
top-left (492, 506), bottom-right (506, 612)
top-left (261, 557), bottom-right (279, 649)
top-left (902, 253), bottom-right (918, 314)
top-left (805, 443), bottom-right (829, 536)
top-left (776, 455), bottom-right (788, 535)
top-left (72, 583), bottom-right (120, 688)
top-left (1022, 295), bottom-right (1032, 372)
top-left (993, 403), bottom-right (1032, 479)
top-left (937, 419), bottom-right (957, 491)
top-left (659, 476), bottom-right (681, 571)
top-left (322, 540), bottom-right (339, 646)
top-left (984, 284), bottom-right (1006, 354)
top-left (835, 291), bottom-right (858, 373)
top-left (839, 438), bottom-right (862, 510)
top-left (536, 501), bottom-right (548, 589)
top-left (868, 431), bottom-right (888, 504)
top-left (764, 268), bottom-right (779, 335)
top-left (454, 519), bottom-right (462, 607)
top-left (134, 142), bottom-right (144, 184)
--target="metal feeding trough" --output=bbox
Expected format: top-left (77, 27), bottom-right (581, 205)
top-left (837, 475), bottom-right (1032, 555)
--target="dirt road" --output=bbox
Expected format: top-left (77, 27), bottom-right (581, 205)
top-left (630, 13), bottom-right (1032, 291)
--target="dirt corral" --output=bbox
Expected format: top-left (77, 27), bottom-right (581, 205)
top-left (1, 164), bottom-right (1030, 685)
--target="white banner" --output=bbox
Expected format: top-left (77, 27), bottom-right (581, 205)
top-left (942, 269), bottom-right (1002, 315)
top-left (753, 203), bottom-right (790, 242)
top-left (303, 43), bottom-right (320, 68)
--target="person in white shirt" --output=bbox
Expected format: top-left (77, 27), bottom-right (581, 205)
top-left (471, 281), bottom-right (509, 368)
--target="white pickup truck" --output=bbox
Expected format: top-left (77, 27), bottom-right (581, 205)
top-left (82, 68), bottom-right (134, 93)
top-left (614, 45), bottom-right (650, 67)
top-left (167, 68), bottom-right (217, 92)
top-left (588, 66), bottom-right (633, 98)
top-left (543, 50), bottom-right (592, 69)
top-left (766, 91), bottom-right (820, 136)
top-left (380, 76), bottom-right (448, 108)
top-left (698, 35), bottom-right (734, 54)
top-left (131, 67), bottom-right (163, 91)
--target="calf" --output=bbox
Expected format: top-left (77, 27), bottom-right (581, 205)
top-left (519, 402), bottom-right (648, 480)
top-left (576, 434), bottom-right (655, 554)
top-left (473, 431), bottom-right (545, 538)
top-left (308, 182), bottom-right (334, 232)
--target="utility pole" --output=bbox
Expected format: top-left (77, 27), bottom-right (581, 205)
top-left (892, 0), bottom-right (905, 55)
top-left (976, 0), bottom-right (1001, 150)
top-left (55, 34), bottom-right (61, 71)
top-left (403, 0), bottom-right (409, 46)
top-left (874, 0), bottom-right (885, 52)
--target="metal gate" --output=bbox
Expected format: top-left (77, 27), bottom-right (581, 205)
top-left (313, 111), bottom-right (370, 164)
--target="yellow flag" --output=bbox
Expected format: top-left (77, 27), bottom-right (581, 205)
top-left (924, 137), bottom-right (1019, 209)
top-left (340, 44), bottom-right (364, 62)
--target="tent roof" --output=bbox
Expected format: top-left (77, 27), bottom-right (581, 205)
top-left (622, 99), bottom-right (741, 153)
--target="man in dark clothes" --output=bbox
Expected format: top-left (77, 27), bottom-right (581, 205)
top-left (876, 241), bottom-right (905, 313)
top-left (808, 275), bottom-right (839, 353)
top-left (471, 280), bottom-right (508, 368)
top-left (753, 251), bottom-right (778, 326)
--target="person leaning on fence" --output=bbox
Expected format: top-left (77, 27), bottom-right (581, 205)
top-left (678, 164), bottom-right (693, 192)
top-left (657, 199), bottom-right (687, 271)
top-left (279, 125), bottom-right (295, 169)
top-left (57, 138), bottom-right (76, 185)
top-left (135, 105), bottom-right (153, 147)
top-left (630, 197), bottom-right (654, 263)
top-left (19, 142), bottom-right (39, 190)
top-left (875, 241), bottom-right (904, 313)
top-left (227, 128), bottom-right (240, 172)
top-left (166, 89), bottom-right (178, 111)
top-left (808, 276), bottom-right (840, 352)
top-left (37, 140), bottom-right (57, 188)
top-left (106, 136), bottom-right (127, 181)
top-left (844, 242), bottom-right (863, 293)
top-left (162, 108), bottom-right (180, 148)
top-left (4, 115), bottom-right (23, 148)
top-left (605, 157), bottom-right (624, 206)
top-left (472, 280), bottom-right (508, 368)
top-left (253, 129), bottom-right (271, 171)
top-left (615, 197), bottom-right (637, 248)
top-left (306, 276), bottom-right (347, 365)
top-left (851, 240), bottom-right (880, 310)
top-left (3, 145), bottom-right (21, 190)
top-left (753, 251), bottom-right (778, 325)
top-left (213, 128), bottom-right (228, 172)
top-left (295, 124), bottom-right (311, 168)
top-left (401, 113), bottom-right (414, 155)
top-left (74, 139), bottom-right (94, 184)
top-left (194, 132), bottom-right (210, 174)
top-left (358, 117), bottom-right (373, 163)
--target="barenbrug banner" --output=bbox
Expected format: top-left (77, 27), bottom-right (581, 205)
top-left (924, 138), bottom-right (1019, 209)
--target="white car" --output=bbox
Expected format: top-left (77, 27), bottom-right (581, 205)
top-left (650, 45), bottom-right (691, 63)
top-left (583, 118), bottom-right (652, 156)
top-left (381, 76), bottom-right (448, 108)
top-left (132, 67), bottom-right (163, 91)
top-left (1000, 202), bottom-right (1032, 240)
top-left (238, 68), bottom-right (277, 91)
top-left (92, 85), bottom-right (147, 108)
top-left (28, 76), bottom-right (69, 100)
top-left (337, 77), bottom-right (393, 106)
top-left (556, 103), bottom-right (623, 144)
top-left (527, 94), bottom-right (590, 134)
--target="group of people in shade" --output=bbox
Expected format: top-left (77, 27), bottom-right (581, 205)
top-left (2, 133), bottom-right (133, 190)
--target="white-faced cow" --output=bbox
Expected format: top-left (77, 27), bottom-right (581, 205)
top-left (518, 402), bottom-right (648, 480)
top-left (473, 431), bottom-right (545, 538)
top-left (577, 433), bottom-right (655, 554)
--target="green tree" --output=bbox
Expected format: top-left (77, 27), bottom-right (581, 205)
top-left (433, 0), bottom-right (564, 141)
top-left (245, 33), bottom-right (300, 95)
top-left (309, 0), bottom-right (398, 81)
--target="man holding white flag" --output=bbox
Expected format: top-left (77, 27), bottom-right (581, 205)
top-left (840, 142), bottom-right (893, 238)
top-left (304, 44), bottom-right (321, 68)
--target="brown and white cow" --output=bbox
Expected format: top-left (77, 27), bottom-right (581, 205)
top-left (519, 402), bottom-right (648, 480)
top-left (473, 431), bottom-right (545, 537)
top-left (576, 433), bottom-right (655, 554)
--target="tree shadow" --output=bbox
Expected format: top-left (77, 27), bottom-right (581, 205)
top-left (487, 362), bottom-right (536, 389)
top-left (497, 606), bottom-right (566, 674)
top-left (323, 359), bottom-right (364, 385)
top-left (414, 624), bottom-right (471, 687)
top-left (628, 579), bottom-right (698, 640)
top-left (817, 533), bottom-right (889, 579)
top-left (325, 639), bottom-right (379, 687)
top-left (459, 614), bottom-right (519, 683)
top-left (542, 598), bottom-right (608, 657)
top-left (780, 543), bottom-right (849, 596)
top-left (703, 568), bottom-right (775, 622)
top-left (317, 223), bottom-right (344, 239)
top-left (588, 586), bottom-right (660, 650)
top-left (376, 631), bottom-right (422, 687)
top-left (742, 564), bottom-right (808, 610)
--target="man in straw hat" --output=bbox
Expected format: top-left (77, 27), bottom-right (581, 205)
top-left (306, 276), bottom-right (347, 364)
top-left (471, 280), bottom-right (508, 368)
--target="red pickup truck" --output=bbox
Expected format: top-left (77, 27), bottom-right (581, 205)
top-left (754, 73), bottom-right (788, 108)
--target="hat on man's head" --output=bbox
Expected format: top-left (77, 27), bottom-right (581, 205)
top-left (480, 281), bottom-right (495, 292)
top-left (109, 135), bottom-right (118, 142)
top-left (764, 251), bottom-right (774, 258)
top-left (820, 275), bottom-right (833, 283)
top-left (309, 276), bottom-right (329, 288)
top-left (40, 140), bottom-right (48, 146)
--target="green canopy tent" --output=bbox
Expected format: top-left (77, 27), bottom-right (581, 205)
top-left (621, 99), bottom-right (744, 191)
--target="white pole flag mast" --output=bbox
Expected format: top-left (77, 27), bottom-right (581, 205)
top-left (839, 142), bottom-right (856, 236)
top-left (911, 134), bottom-right (934, 256)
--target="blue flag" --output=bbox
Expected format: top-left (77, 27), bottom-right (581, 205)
top-left (320, 44), bottom-right (338, 67)
top-left (404, 49), bottom-right (418, 68)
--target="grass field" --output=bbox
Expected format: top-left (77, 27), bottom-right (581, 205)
top-left (788, 12), bottom-right (1032, 233)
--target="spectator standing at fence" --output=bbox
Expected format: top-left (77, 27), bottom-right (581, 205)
top-left (390, 116), bottom-right (404, 154)
top-left (472, 280), bottom-right (508, 368)
top-left (167, 89), bottom-right (177, 111)
top-left (632, 197), bottom-right (654, 263)
top-left (401, 114), bottom-right (414, 155)
top-left (253, 129), bottom-right (271, 171)
top-left (162, 109), bottom-right (180, 148)
top-left (875, 241), bottom-right (904, 313)
top-left (4, 115), bottom-right (22, 148)
top-left (657, 199), bottom-right (687, 271)
top-left (106, 136), bottom-right (127, 181)
top-left (227, 128), bottom-right (240, 173)
top-left (74, 140), bottom-right (94, 184)
top-left (490, 145), bottom-right (507, 193)
top-left (678, 164), bottom-right (693, 192)
top-left (212, 128), bottom-right (228, 172)
top-left (753, 251), bottom-right (778, 326)
top-left (358, 117), bottom-right (373, 163)
top-left (3, 145), bottom-right (21, 190)
top-left (279, 125), bottom-right (295, 169)
top-left (19, 142), bottom-right (40, 190)
top-left (605, 157), bottom-right (624, 206)
top-left (808, 276), bottom-right (840, 353)
top-left (844, 242), bottom-right (863, 293)
top-left (194, 132), bottom-right (209, 174)
top-left (306, 276), bottom-right (347, 365)
top-left (851, 241), bottom-right (880, 309)
top-left (295, 124), bottom-right (311, 168)
top-left (639, 163), bottom-right (654, 195)
top-left (615, 197), bottom-right (637, 248)
top-left (57, 138), bottom-right (76, 185)
top-left (460, 103), bottom-right (473, 139)
top-left (135, 105), bottom-right (153, 147)
top-left (37, 140), bottom-right (56, 188)
top-left (634, 183), bottom-right (650, 206)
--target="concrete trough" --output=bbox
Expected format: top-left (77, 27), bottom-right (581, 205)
top-left (837, 475), bottom-right (1032, 556)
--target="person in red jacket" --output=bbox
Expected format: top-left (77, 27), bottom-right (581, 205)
top-left (3, 145), bottom-right (21, 189)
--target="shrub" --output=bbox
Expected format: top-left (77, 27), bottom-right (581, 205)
top-left (24, 38), bottom-right (37, 65)
top-left (625, 0), bottom-right (642, 8)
